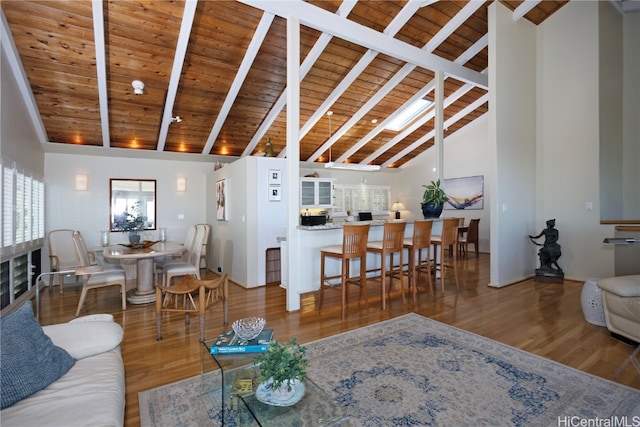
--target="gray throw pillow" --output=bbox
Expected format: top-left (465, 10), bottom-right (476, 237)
top-left (1, 301), bottom-right (75, 409)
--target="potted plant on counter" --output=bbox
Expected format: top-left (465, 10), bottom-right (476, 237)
top-left (113, 201), bottom-right (147, 243)
top-left (254, 337), bottom-right (308, 403)
top-left (421, 179), bottom-right (449, 219)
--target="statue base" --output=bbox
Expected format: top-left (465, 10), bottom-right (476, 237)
top-left (535, 269), bottom-right (564, 284)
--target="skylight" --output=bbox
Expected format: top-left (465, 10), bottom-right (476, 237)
top-left (385, 98), bottom-right (433, 132)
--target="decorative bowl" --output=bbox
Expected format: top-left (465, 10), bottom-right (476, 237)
top-left (232, 317), bottom-right (266, 341)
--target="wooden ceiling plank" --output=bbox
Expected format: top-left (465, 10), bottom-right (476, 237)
top-left (240, 0), bottom-right (487, 88)
top-left (157, 0), bottom-right (197, 152)
top-left (513, 0), bottom-right (541, 21)
top-left (310, 1), bottom-right (484, 164)
top-left (201, 11), bottom-right (275, 155)
top-left (243, 0), bottom-right (358, 158)
top-left (389, 93), bottom-right (489, 168)
top-left (92, 0), bottom-right (109, 147)
top-left (300, 0), bottom-right (421, 161)
top-left (0, 9), bottom-right (48, 144)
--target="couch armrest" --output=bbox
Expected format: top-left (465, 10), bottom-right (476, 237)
top-left (43, 321), bottom-right (123, 360)
top-left (598, 275), bottom-right (640, 298)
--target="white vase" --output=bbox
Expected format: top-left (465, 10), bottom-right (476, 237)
top-left (271, 380), bottom-right (296, 401)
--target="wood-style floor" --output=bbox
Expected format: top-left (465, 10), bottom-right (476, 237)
top-left (37, 253), bottom-right (639, 427)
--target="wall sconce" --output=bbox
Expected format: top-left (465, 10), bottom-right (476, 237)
top-left (391, 201), bottom-right (405, 219)
top-left (75, 174), bottom-right (88, 191)
top-left (177, 177), bottom-right (187, 192)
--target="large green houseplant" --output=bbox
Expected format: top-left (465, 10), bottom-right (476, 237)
top-left (254, 337), bottom-right (307, 400)
top-left (421, 179), bottom-right (449, 218)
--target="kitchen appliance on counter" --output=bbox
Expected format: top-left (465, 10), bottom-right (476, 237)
top-left (300, 215), bottom-right (327, 226)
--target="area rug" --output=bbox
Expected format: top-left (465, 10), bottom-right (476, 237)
top-left (139, 313), bottom-right (640, 426)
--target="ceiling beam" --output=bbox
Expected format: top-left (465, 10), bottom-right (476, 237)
top-left (241, 0), bottom-right (358, 157)
top-left (239, 0), bottom-right (488, 88)
top-left (92, 0), bottom-right (110, 148)
top-left (513, 0), bottom-right (540, 21)
top-left (157, 0), bottom-right (198, 152)
top-left (0, 8), bottom-right (48, 144)
top-left (202, 11), bottom-right (275, 155)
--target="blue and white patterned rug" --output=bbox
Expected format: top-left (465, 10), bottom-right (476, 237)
top-left (139, 313), bottom-right (640, 426)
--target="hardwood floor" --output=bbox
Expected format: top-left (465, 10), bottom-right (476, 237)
top-left (37, 254), bottom-right (639, 427)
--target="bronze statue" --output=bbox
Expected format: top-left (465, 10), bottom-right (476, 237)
top-left (529, 219), bottom-right (563, 276)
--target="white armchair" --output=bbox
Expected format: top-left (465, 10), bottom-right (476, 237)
top-left (47, 229), bottom-right (83, 294)
top-left (597, 275), bottom-right (640, 378)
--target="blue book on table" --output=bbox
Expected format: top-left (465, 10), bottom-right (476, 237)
top-left (210, 329), bottom-right (273, 354)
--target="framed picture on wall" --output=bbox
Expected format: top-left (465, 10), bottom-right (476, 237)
top-left (269, 169), bottom-right (281, 185)
top-left (216, 179), bottom-right (227, 220)
top-left (443, 175), bottom-right (484, 210)
top-left (269, 186), bottom-right (281, 201)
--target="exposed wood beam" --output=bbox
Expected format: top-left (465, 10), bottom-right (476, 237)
top-left (239, 0), bottom-right (488, 88)
top-left (308, 0), bottom-right (484, 163)
top-left (242, 0), bottom-right (357, 157)
top-left (92, 0), bottom-right (110, 148)
top-left (390, 94), bottom-right (489, 168)
top-left (0, 8), bottom-right (48, 144)
top-left (513, 0), bottom-right (540, 21)
top-left (157, 0), bottom-right (198, 152)
top-left (202, 11), bottom-right (275, 155)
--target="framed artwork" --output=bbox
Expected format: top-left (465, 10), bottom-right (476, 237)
top-left (269, 186), bottom-right (281, 201)
top-left (443, 175), bottom-right (484, 210)
top-left (216, 179), bottom-right (227, 220)
top-left (268, 169), bottom-right (281, 185)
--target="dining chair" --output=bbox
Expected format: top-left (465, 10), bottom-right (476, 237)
top-left (403, 220), bottom-right (434, 299)
top-left (196, 223), bottom-right (211, 270)
top-left (431, 218), bottom-right (460, 293)
top-left (155, 273), bottom-right (229, 341)
top-left (161, 224), bottom-right (206, 287)
top-left (458, 218), bottom-right (480, 257)
top-left (318, 224), bottom-right (370, 320)
top-left (155, 224), bottom-right (197, 285)
top-left (47, 229), bottom-right (83, 294)
top-left (367, 221), bottom-right (407, 310)
top-left (73, 231), bottom-right (127, 317)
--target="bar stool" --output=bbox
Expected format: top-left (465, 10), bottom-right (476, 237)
top-left (431, 218), bottom-right (460, 293)
top-left (318, 224), bottom-right (370, 320)
top-left (403, 220), bottom-right (433, 299)
top-left (366, 221), bottom-right (406, 310)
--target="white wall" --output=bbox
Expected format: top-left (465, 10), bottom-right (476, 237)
top-left (44, 153), bottom-right (213, 271)
top-left (536, 1), bottom-right (616, 280)
top-left (489, 2), bottom-right (538, 287)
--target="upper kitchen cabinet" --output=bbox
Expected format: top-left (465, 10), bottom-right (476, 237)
top-left (300, 178), bottom-right (334, 208)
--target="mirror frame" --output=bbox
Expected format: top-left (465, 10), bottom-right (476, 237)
top-left (110, 179), bottom-right (157, 232)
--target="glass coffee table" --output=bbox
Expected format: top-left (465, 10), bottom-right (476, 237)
top-left (202, 338), bottom-right (350, 426)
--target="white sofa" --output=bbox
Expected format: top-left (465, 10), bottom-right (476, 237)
top-left (1, 308), bottom-right (125, 427)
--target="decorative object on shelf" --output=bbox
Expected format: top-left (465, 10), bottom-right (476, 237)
top-left (112, 200), bottom-right (147, 243)
top-left (580, 278), bottom-right (606, 327)
top-left (528, 218), bottom-right (564, 283)
top-left (232, 316), bottom-right (266, 341)
top-left (421, 179), bottom-right (448, 219)
top-left (216, 179), bottom-right (227, 221)
top-left (265, 136), bottom-right (274, 157)
top-left (254, 337), bottom-right (307, 404)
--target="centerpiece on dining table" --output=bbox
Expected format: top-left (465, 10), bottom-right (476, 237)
top-left (112, 201), bottom-right (147, 244)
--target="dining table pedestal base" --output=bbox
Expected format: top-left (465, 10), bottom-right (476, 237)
top-left (126, 258), bottom-right (156, 304)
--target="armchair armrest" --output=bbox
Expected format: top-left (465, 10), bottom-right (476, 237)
top-left (598, 275), bottom-right (640, 298)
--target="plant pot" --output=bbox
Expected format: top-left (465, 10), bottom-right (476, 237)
top-left (270, 380), bottom-right (297, 401)
top-left (421, 202), bottom-right (443, 219)
top-left (129, 234), bottom-right (141, 244)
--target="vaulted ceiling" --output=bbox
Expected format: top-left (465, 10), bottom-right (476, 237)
top-left (2, 0), bottom-right (573, 169)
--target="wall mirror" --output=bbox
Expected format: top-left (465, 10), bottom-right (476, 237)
top-left (110, 179), bottom-right (156, 231)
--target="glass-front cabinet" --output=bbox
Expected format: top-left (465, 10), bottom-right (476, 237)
top-left (300, 178), bottom-right (333, 208)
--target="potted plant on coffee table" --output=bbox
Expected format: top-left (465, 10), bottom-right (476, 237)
top-left (254, 337), bottom-right (307, 404)
top-left (421, 179), bottom-right (449, 219)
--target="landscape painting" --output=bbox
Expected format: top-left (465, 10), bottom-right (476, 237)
top-left (443, 175), bottom-right (484, 210)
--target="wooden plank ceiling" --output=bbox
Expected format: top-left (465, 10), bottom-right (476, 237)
top-left (1, 0), bottom-right (568, 168)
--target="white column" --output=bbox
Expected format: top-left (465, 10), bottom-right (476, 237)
top-left (435, 70), bottom-right (444, 182)
top-left (286, 16), bottom-right (301, 311)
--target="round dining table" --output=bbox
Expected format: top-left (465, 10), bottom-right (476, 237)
top-left (103, 241), bottom-right (185, 304)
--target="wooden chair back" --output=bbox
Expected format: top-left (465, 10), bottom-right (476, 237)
top-left (342, 224), bottom-right (370, 259)
top-left (381, 222), bottom-right (406, 252)
top-left (441, 218), bottom-right (460, 254)
top-left (411, 220), bottom-right (433, 250)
